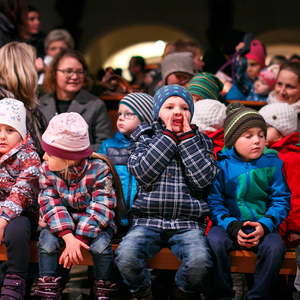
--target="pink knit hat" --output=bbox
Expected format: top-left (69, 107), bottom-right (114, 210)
top-left (258, 64), bottom-right (280, 89)
top-left (245, 40), bottom-right (266, 68)
top-left (41, 112), bottom-right (93, 160)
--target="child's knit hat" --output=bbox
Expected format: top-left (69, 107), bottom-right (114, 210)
top-left (187, 72), bottom-right (224, 100)
top-left (41, 112), bottom-right (93, 160)
top-left (161, 52), bottom-right (195, 83)
top-left (0, 98), bottom-right (26, 139)
top-left (245, 40), bottom-right (266, 68)
top-left (259, 103), bottom-right (297, 136)
top-left (224, 103), bottom-right (267, 147)
top-left (153, 85), bottom-right (194, 120)
top-left (119, 92), bottom-right (154, 124)
top-left (192, 100), bottom-right (226, 132)
top-left (258, 64), bottom-right (280, 90)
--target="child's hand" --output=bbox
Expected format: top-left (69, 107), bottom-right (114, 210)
top-left (0, 218), bottom-right (8, 245)
top-left (59, 234), bottom-right (89, 268)
top-left (237, 221), bottom-right (264, 248)
top-left (182, 111), bottom-right (192, 134)
top-left (165, 113), bottom-right (173, 132)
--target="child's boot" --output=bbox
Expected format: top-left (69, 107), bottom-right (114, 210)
top-left (0, 274), bottom-right (26, 300)
top-left (93, 280), bottom-right (118, 300)
top-left (172, 286), bottom-right (199, 300)
top-left (31, 276), bottom-right (62, 300)
top-left (131, 285), bottom-right (153, 300)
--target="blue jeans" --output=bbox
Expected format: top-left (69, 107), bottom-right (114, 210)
top-left (115, 225), bottom-right (213, 294)
top-left (207, 226), bottom-right (286, 300)
top-left (38, 228), bottom-right (114, 280)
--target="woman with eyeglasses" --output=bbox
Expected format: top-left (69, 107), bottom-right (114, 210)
top-left (39, 49), bottom-right (113, 150)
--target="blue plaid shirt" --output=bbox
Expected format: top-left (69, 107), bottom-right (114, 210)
top-left (128, 121), bottom-right (219, 229)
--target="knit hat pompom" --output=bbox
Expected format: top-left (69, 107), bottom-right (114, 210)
top-left (42, 112), bottom-right (93, 160)
top-left (224, 103), bottom-right (267, 147)
top-left (259, 103), bottom-right (297, 136)
top-left (192, 99), bottom-right (226, 132)
top-left (153, 84), bottom-right (194, 120)
top-left (187, 72), bottom-right (224, 101)
top-left (0, 98), bottom-right (27, 139)
top-left (119, 92), bottom-right (154, 124)
top-left (225, 102), bottom-right (244, 116)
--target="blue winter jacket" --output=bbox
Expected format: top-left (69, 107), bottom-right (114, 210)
top-left (98, 132), bottom-right (137, 226)
top-left (208, 147), bottom-right (290, 233)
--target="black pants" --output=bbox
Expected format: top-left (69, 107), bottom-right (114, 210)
top-left (3, 216), bottom-right (32, 279)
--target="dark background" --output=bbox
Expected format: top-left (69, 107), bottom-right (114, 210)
top-left (28, 0), bottom-right (300, 73)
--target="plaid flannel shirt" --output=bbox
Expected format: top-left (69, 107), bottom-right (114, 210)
top-left (0, 136), bottom-right (40, 221)
top-left (128, 121), bottom-right (219, 230)
top-left (38, 158), bottom-right (117, 243)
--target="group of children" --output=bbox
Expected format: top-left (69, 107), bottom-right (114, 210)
top-left (0, 80), bottom-right (300, 300)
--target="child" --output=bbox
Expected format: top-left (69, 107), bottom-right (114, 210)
top-left (0, 98), bottom-right (40, 298)
top-left (161, 52), bottom-right (195, 86)
top-left (33, 112), bottom-right (118, 299)
top-left (187, 73), bottom-right (224, 102)
top-left (207, 103), bottom-right (290, 300)
top-left (115, 85), bottom-right (219, 299)
top-left (247, 64), bottom-right (280, 102)
top-left (191, 99), bottom-right (226, 157)
top-left (259, 103), bottom-right (300, 243)
top-left (98, 92), bottom-right (154, 230)
top-left (259, 103), bottom-right (300, 299)
top-left (225, 39), bottom-right (266, 100)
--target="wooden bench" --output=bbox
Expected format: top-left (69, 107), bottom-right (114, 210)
top-left (0, 243), bottom-right (296, 275)
top-left (226, 100), bottom-right (267, 109)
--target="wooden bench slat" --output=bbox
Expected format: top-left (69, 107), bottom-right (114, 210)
top-left (0, 243), bottom-right (296, 274)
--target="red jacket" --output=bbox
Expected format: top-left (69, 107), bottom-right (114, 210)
top-left (268, 132), bottom-right (300, 239)
top-left (205, 129), bottom-right (224, 158)
top-left (205, 128), bottom-right (224, 234)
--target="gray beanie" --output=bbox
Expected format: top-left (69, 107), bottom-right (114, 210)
top-left (161, 52), bottom-right (195, 83)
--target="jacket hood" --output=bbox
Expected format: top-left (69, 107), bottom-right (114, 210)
top-left (218, 145), bottom-right (278, 161)
top-left (0, 134), bottom-right (35, 164)
top-left (269, 132), bottom-right (300, 153)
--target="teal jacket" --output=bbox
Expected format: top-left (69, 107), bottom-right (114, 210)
top-left (98, 132), bottom-right (137, 226)
top-left (208, 147), bottom-right (290, 233)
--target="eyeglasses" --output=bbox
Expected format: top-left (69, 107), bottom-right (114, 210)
top-left (57, 69), bottom-right (86, 78)
top-left (117, 112), bottom-right (137, 120)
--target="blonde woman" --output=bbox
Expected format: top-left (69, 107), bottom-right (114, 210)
top-left (0, 41), bottom-right (47, 157)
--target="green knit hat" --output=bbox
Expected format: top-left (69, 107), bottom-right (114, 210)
top-left (187, 72), bottom-right (223, 100)
top-left (224, 103), bottom-right (267, 147)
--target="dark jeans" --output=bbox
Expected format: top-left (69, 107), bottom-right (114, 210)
top-left (207, 226), bottom-right (286, 300)
top-left (3, 216), bottom-right (32, 279)
top-left (38, 228), bottom-right (114, 280)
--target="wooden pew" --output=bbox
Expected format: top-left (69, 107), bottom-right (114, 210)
top-left (226, 100), bottom-right (267, 109)
top-left (0, 243), bottom-right (296, 275)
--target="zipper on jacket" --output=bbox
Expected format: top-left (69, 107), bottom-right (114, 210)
top-left (243, 162), bottom-right (257, 221)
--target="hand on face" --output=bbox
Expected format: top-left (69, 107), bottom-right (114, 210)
top-left (165, 110), bottom-right (191, 135)
top-left (159, 96), bottom-right (192, 135)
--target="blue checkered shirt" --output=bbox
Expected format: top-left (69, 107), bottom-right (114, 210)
top-left (128, 122), bottom-right (219, 230)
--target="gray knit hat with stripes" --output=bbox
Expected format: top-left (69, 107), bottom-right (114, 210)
top-left (224, 103), bottom-right (267, 147)
top-left (119, 92), bottom-right (154, 124)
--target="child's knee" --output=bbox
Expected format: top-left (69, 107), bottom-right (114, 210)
top-left (115, 244), bottom-right (138, 270)
top-left (38, 229), bottom-right (61, 254)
